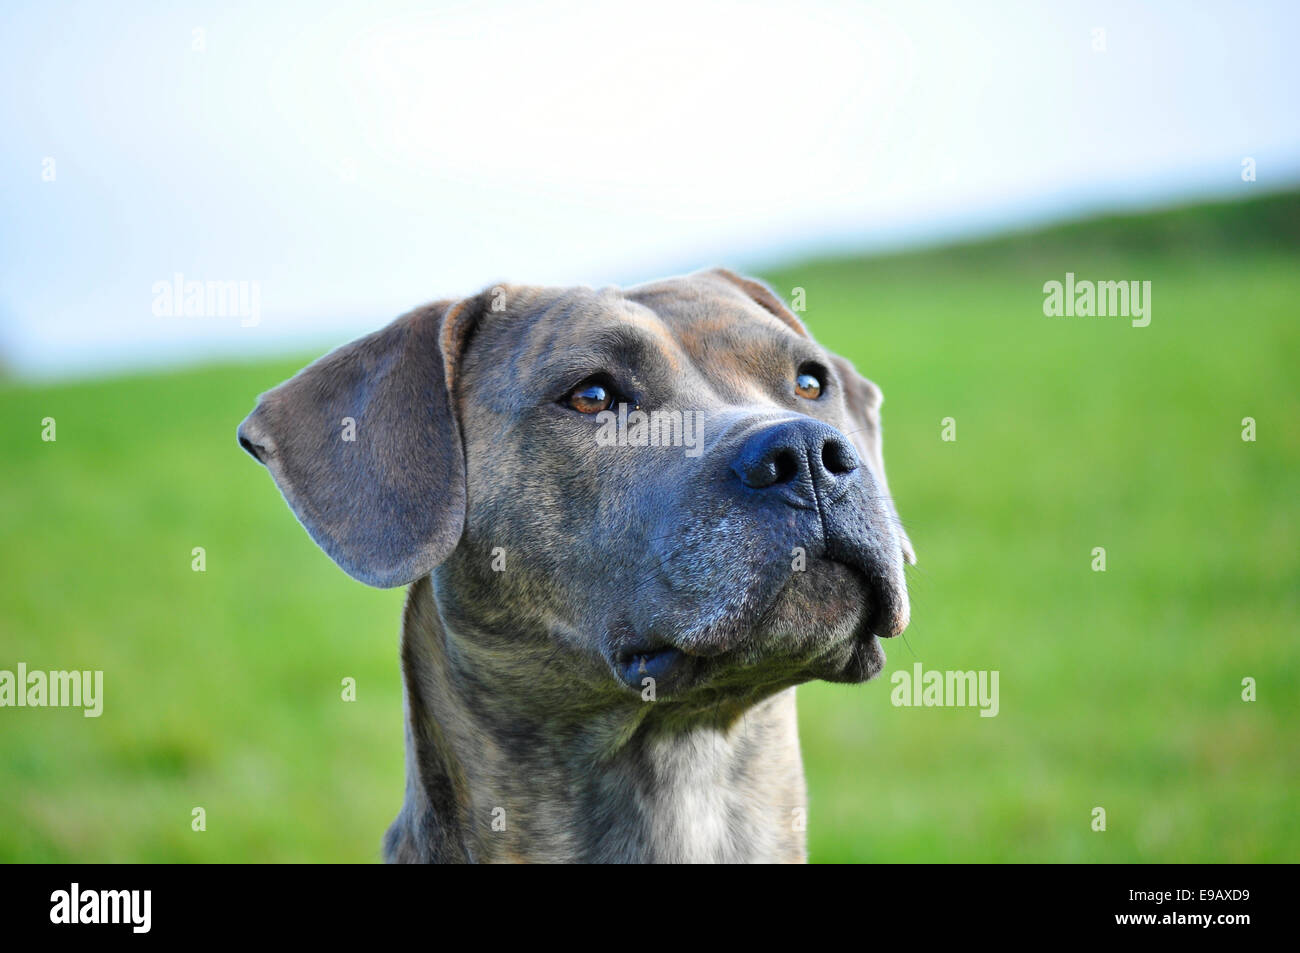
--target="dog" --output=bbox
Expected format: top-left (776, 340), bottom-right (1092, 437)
top-left (237, 268), bottom-right (914, 863)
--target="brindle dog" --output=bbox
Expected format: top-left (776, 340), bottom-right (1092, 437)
top-left (238, 268), bottom-right (914, 863)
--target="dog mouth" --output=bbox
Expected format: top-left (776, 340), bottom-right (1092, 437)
top-left (611, 558), bottom-right (894, 692)
top-left (836, 630), bottom-right (887, 683)
top-left (614, 631), bottom-right (885, 693)
top-left (615, 645), bottom-right (690, 688)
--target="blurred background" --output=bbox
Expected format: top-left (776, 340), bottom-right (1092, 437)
top-left (1, 0), bottom-right (1296, 861)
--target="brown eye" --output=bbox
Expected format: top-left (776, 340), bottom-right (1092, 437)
top-left (795, 369), bottom-right (823, 400)
top-left (567, 380), bottom-right (613, 414)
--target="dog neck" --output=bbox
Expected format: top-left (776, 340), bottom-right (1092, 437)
top-left (383, 577), bottom-right (809, 863)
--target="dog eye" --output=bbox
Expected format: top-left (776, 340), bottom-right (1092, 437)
top-left (566, 378), bottom-right (614, 414)
top-left (794, 366), bottom-right (824, 400)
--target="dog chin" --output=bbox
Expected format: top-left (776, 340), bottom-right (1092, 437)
top-left (819, 632), bottom-right (887, 684)
top-left (757, 555), bottom-right (873, 632)
top-left (736, 558), bottom-right (889, 683)
top-left (616, 561), bottom-right (883, 696)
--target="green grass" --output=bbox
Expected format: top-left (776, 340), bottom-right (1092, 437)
top-left (2, 191), bottom-right (1298, 862)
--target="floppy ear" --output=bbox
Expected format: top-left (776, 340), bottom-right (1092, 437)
top-left (237, 296), bottom-right (482, 587)
top-left (828, 354), bottom-right (916, 565)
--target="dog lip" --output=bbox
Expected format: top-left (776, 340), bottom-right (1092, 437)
top-left (848, 632), bottom-right (887, 682)
top-left (827, 556), bottom-right (904, 640)
top-left (615, 645), bottom-right (687, 688)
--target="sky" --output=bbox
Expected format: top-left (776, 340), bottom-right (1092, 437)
top-left (1, 0), bottom-right (1297, 377)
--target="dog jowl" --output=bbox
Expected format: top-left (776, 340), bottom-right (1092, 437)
top-left (238, 268), bottom-right (914, 863)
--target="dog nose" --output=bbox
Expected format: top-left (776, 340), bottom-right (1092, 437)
top-left (731, 419), bottom-right (860, 506)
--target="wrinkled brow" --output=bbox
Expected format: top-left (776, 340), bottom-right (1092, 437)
top-left (531, 323), bottom-right (684, 395)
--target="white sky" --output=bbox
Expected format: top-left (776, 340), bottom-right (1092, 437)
top-left (1, 0), bottom-right (1297, 377)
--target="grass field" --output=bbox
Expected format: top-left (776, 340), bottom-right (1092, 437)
top-left (2, 191), bottom-right (1297, 862)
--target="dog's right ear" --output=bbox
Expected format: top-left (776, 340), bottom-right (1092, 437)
top-left (237, 294), bottom-right (485, 588)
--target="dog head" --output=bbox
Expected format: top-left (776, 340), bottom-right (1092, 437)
top-left (239, 269), bottom-right (913, 709)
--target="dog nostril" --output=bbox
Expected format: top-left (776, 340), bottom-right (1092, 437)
top-left (821, 438), bottom-right (858, 476)
top-left (771, 448), bottom-right (800, 485)
top-left (733, 423), bottom-right (858, 492)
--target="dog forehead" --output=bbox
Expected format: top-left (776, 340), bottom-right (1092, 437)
top-left (622, 272), bottom-right (802, 344)
top-left (475, 274), bottom-right (803, 371)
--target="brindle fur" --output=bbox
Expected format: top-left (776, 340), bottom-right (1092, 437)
top-left (239, 268), bottom-right (913, 863)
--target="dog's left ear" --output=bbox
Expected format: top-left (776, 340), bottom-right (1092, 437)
top-left (706, 267), bottom-right (915, 565)
top-left (237, 293), bottom-right (486, 588)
